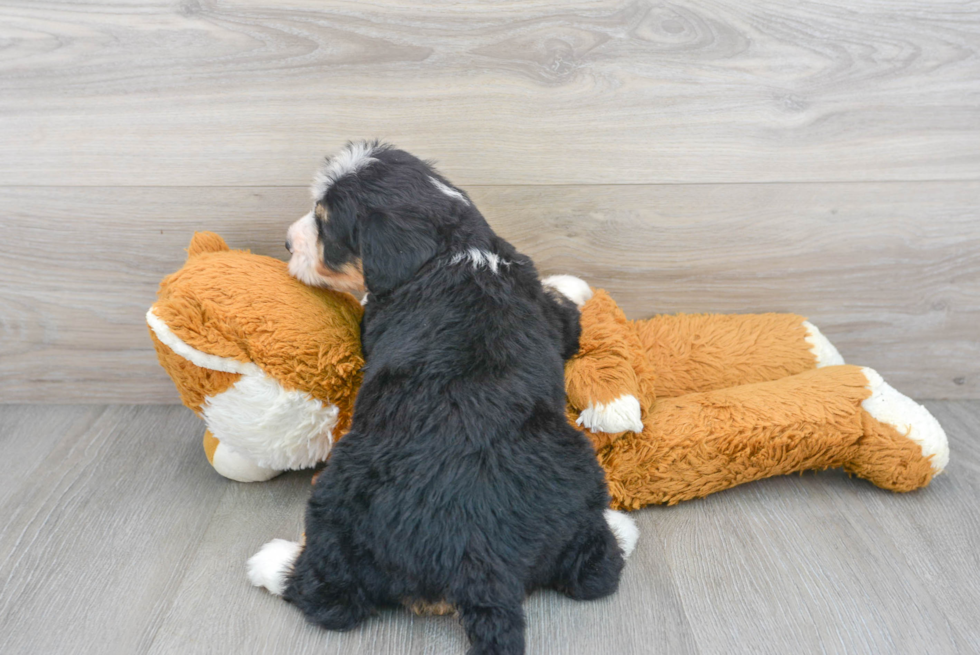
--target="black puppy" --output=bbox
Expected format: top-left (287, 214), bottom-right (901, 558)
top-left (248, 141), bottom-right (637, 655)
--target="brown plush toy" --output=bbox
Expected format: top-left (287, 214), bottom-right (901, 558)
top-left (148, 233), bottom-right (948, 506)
top-left (561, 287), bottom-right (948, 508)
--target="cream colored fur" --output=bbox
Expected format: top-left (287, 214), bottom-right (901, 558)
top-left (861, 367), bottom-right (949, 473)
top-left (803, 320), bottom-right (845, 367)
top-left (203, 371), bottom-right (339, 471)
top-left (577, 394), bottom-right (644, 434)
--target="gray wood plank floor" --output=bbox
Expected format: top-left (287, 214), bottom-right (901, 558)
top-left (1, 402), bottom-right (977, 655)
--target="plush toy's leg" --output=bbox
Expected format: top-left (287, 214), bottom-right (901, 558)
top-left (635, 313), bottom-right (844, 398)
top-left (598, 366), bottom-right (948, 509)
top-left (203, 430), bottom-right (281, 482)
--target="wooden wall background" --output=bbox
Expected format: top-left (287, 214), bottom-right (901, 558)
top-left (1, 0), bottom-right (978, 402)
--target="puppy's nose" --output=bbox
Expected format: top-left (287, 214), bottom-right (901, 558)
top-left (285, 239), bottom-right (293, 254)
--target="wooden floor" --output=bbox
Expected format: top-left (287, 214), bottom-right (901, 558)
top-left (0, 401), bottom-right (977, 655)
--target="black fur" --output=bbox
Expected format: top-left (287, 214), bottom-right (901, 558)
top-left (285, 143), bottom-right (624, 655)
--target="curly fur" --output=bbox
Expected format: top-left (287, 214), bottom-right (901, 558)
top-left (283, 142), bottom-right (625, 654)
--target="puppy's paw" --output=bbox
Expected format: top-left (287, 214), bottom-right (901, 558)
top-left (576, 395), bottom-right (643, 434)
top-left (604, 509), bottom-right (639, 558)
top-left (542, 275), bottom-right (593, 308)
top-left (247, 539), bottom-right (302, 596)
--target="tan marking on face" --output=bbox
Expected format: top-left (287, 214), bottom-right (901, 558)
top-left (287, 210), bottom-right (363, 292)
top-left (313, 258), bottom-right (365, 294)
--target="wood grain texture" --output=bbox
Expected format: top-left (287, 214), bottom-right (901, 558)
top-left (1, 402), bottom-right (978, 654)
top-left (0, 405), bottom-right (227, 655)
top-left (145, 464), bottom-right (698, 655)
top-left (1, 0), bottom-right (979, 186)
top-left (2, 181), bottom-right (977, 402)
top-left (656, 399), bottom-right (980, 655)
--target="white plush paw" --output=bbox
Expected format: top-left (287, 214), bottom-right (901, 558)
top-left (604, 510), bottom-right (639, 559)
top-left (861, 367), bottom-right (949, 473)
top-left (576, 395), bottom-right (644, 434)
top-left (247, 539), bottom-right (302, 596)
top-left (803, 320), bottom-right (845, 367)
top-left (211, 442), bottom-right (282, 482)
top-left (542, 275), bottom-right (593, 308)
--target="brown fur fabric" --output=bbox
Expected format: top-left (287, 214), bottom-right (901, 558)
top-left (150, 234), bottom-right (941, 505)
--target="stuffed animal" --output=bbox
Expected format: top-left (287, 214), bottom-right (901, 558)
top-left (148, 233), bottom-right (948, 506)
top-left (147, 232), bottom-right (364, 482)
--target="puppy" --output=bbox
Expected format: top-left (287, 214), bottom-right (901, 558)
top-left (250, 141), bottom-right (637, 655)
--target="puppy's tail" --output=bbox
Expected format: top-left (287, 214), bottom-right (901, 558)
top-left (451, 567), bottom-right (526, 655)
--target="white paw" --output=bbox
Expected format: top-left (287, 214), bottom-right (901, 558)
top-left (576, 395), bottom-right (643, 434)
top-left (542, 275), bottom-right (593, 308)
top-left (211, 441), bottom-right (282, 482)
top-left (803, 320), bottom-right (845, 367)
top-left (861, 367), bottom-right (949, 473)
top-left (604, 510), bottom-right (639, 559)
top-left (247, 539), bottom-right (302, 596)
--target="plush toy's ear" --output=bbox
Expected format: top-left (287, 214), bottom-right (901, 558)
top-left (358, 209), bottom-right (438, 295)
top-left (186, 232), bottom-right (231, 259)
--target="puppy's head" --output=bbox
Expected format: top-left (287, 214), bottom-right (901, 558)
top-left (286, 141), bottom-right (473, 295)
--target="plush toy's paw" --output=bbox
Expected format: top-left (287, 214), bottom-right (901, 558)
top-left (861, 367), bottom-right (949, 473)
top-left (542, 275), bottom-right (593, 308)
top-left (603, 509), bottom-right (639, 558)
top-left (211, 441), bottom-right (282, 482)
top-left (247, 539), bottom-right (302, 596)
top-left (803, 320), bottom-right (845, 367)
top-left (576, 395), bottom-right (644, 434)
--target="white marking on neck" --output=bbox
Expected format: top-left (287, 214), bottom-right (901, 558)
top-left (450, 248), bottom-right (509, 274)
top-left (311, 141), bottom-right (379, 200)
top-left (429, 176), bottom-right (469, 205)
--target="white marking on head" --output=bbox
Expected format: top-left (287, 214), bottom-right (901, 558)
top-left (247, 539), bottom-right (303, 596)
top-left (803, 320), bottom-right (845, 366)
top-left (860, 367), bottom-right (949, 473)
top-left (604, 510), bottom-right (639, 558)
top-left (541, 275), bottom-right (593, 308)
top-left (450, 248), bottom-right (509, 274)
top-left (311, 141), bottom-right (379, 200)
top-left (429, 176), bottom-right (469, 205)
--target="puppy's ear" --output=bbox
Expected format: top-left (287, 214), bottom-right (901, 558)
top-left (358, 210), bottom-right (438, 295)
